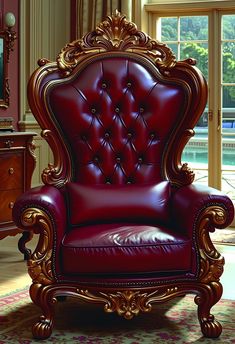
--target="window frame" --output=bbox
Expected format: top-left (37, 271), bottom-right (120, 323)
top-left (145, 1), bottom-right (235, 227)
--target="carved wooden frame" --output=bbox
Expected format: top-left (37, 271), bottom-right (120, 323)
top-left (28, 10), bottom-right (207, 188)
top-left (23, 11), bottom-right (227, 340)
top-left (0, 26), bottom-right (16, 108)
top-left (20, 201), bottom-right (226, 339)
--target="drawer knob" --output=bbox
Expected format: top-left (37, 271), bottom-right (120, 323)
top-left (5, 140), bottom-right (14, 148)
top-left (8, 167), bottom-right (14, 175)
top-left (9, 202), bottom-right (14, 209)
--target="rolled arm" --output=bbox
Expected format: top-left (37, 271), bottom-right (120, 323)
top-left (171, 183), bottom-right (234, 233)
top-left (12, 185), bottom-right (67, 241)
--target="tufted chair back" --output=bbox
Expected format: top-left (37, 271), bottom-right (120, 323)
top-left (30, 13), bottom-right (206, 189)
top-left (46, 56), bottom-right (185, 186)
top-left (13, 12), bottom-right (235, 340)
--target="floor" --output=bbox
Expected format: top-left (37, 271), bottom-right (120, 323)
top-left (0, 234), bottom-right (235, 300)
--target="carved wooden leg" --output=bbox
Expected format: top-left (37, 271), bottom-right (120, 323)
top-left (30, 284), bottom-right (56, 339)
top-left (18, 231), bottom-right (33, 260)
top-left (32, 312), bottom-right (54, 339)
top-left (195, 283), bottom-right (223, 338)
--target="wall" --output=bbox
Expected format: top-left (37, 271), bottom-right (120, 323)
top-left (0, 0), bottom-right (19, 129)
top-left (70, 0), bottom-right (148, 42)
top-left (20, 0), bottom-right (70, 186)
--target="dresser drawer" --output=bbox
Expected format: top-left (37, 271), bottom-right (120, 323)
top-left (0, 131), bottom-right (36, 238)
top-left (0, 189), bottom-right (22, 223)
top-left (0, 151), bottom-right (24, 190)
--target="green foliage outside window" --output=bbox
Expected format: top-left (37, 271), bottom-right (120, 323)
top-left (160, 15), bottom-right (235, 106)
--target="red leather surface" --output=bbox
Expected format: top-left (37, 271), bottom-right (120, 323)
top-left (12, 182), bottom-right (234, 280)
top-left (11, 25), bottom-right (235, 300)
top-left (171, 183), bottom-right (235, 234)
top-left (12, 185), bottom-right (67, 274)
top-left (66, 181), bottom-right (171, 226)
top-left (47, 57), bottom-right (185, 185)
top-left (61, 223), bottom-right (192, 274)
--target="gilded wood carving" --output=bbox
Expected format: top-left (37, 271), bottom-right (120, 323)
top-left (21, 208), bottom-right (55, 285)
top-left (57, 10), bottom-right (176, 75)
top-left (28, 11), bottom-right (207, 188)
top-left (20, 11), bottom-right (231, 341)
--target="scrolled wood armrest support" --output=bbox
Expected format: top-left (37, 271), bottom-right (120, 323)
top-left (21, 207), bottom-right (55, 284)
top-left (171, 183), bottom-right (234, 286)
top-left (196, 205), bottom-right (226, 283)
top-left (12, 185), bottom-right (67, 285)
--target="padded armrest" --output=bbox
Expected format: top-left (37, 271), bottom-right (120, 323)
top-left (171, 183), bottom-right (234, 233)
top-left (12, 185), bottom-right (67, 240)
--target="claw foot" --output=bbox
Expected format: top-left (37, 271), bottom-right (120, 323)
top-left (32, 316), bottom-right (53, 339)
top-left (200, 316), bottom-right (222, 338)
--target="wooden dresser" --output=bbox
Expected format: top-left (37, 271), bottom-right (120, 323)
top-left (0, 132), bottom-right (36, 253)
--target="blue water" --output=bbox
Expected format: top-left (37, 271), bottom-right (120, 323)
top-left (182, 151), bottom-right (235, 166)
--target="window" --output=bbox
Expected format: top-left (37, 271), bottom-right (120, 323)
top-left (221, 14), bottom-right (235, 202)
top-left (146, 1), bottom-right (235, 225)
top-left (157, 15), bottom-right (209, 187)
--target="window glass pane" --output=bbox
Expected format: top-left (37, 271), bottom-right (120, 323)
top-left (180, 16), bottom-right (209, 184)
top-left (222, 146), bottom-right (235, 201)
top-left (180, 16), bottom-right (208, 41)
top-left (222, 87), bottom-right (235, 199)
top-left (223, 85), bottom-right (235, 109)
top-left (159, 15), bottom-right (209, 186)
top-left (222, 15), bottom-right (235, 40)
top-left (222, 142), bottom-right (235, 165)
top-left (180, 42), bottom-right (208, 79)
top-left (157, 12), bottom-right (235, 207)
top-left (222, 16), bottom-right (235, 201)
top-left (168, 43), bottom-right (178, 59)
top-left (160, 17), bottom-right (177, 41)
top-left (222, 42), bottom-right (235, 83)
top-left (182, 107), bottom-right (209, 182)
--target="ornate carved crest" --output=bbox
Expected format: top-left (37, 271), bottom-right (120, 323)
top-left (57, 10), bottom-right (176, 75)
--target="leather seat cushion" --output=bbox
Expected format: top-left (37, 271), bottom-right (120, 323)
top-left (61, 223), bottom-right (192, 275)
top-left (66, 181), bottom-right (171, 226)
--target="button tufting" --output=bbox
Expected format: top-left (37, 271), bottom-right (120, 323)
top-left (81, 134), bottom-right (87, 141)
top-left (91, 108), bottom-right (96, 114)
top-left (116, 157), bottom-right (121, 163)
top-left (127, 82), bottom-right (132, 88)
top-left (104, 132), bottom-right (110, 139)
top-left (102, 82), bottom-right (107, 89)
top-left (138, 157), bottom-right (143, 164)
top-left (106, 179), bottom-right (111, 184)
top-left (115, 107), bottom-right (120, 113)
top-left (94, 156), bottom-right (99, 163)
top-left (139, 107), bottom-right (144, 113)
top-left (150, 133), bottom-right (155, 139)
top-left (127, 132), bottom-right (132, 138)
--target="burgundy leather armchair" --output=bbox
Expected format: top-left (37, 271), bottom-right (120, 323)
top-left (13, 12), bottom-right (234, 339)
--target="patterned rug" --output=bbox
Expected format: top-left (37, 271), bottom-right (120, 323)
top-left (0, 287), bottom-right (235, 343)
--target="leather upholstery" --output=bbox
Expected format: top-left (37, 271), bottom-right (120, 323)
top-left (66, 181), bottom-right (171, 226)
top-left (11, 12), bottom-right (235, 339)
top-left (47, 57), bottom-right (185, 184)
top-left (171, 183), bottom-right (235, 232)
top-left (61, 223), bottom-right (192, 275)
top-left (13, 182), bottom-right (233, 280)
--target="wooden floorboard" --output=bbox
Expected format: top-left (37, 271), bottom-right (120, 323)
top-left (0, 234), bottom-right (37, 295)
